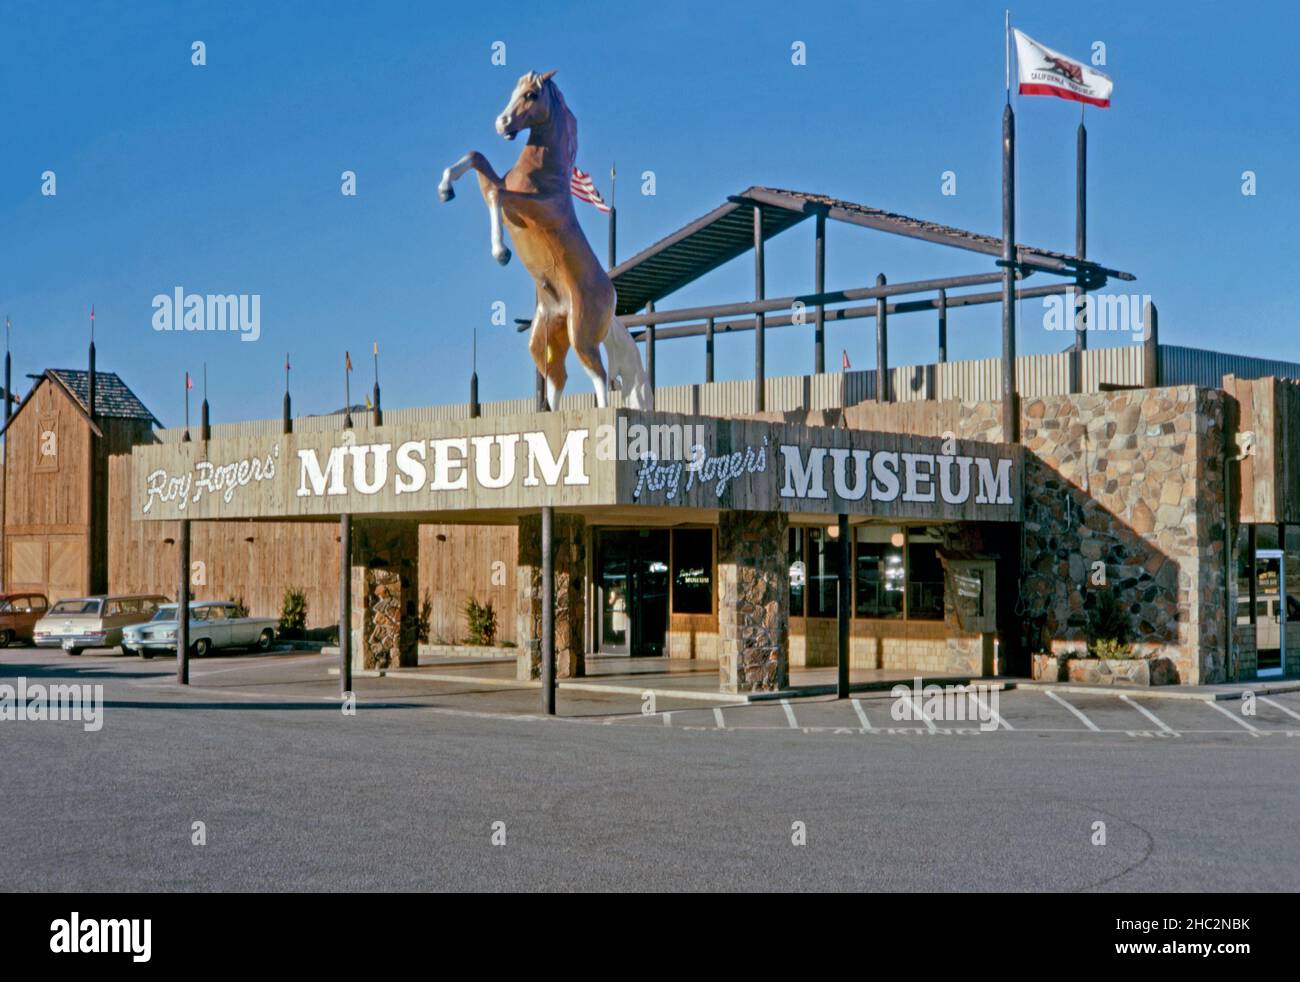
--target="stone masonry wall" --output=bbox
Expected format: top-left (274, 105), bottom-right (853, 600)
top-left (1017, 386), bottom-right (1227, 684)
top-left (516, 513), bottom-right (586, 680)
top-left (718, 510), bottom-right (789, 693)
top-left (350, 520), bottom-right (420, 670)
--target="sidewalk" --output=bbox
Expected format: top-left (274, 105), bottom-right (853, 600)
top-left (324, 649), bottom-right (1016, 704)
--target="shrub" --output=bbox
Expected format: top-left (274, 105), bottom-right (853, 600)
top-left (464, 597), bottom-right (497, 646)
top-left (1092, 637), bottom-right (1132, 660)
top-left (1086, 588), bottom-right (1132, 659)
top-left (279, 586), bottom-right (308, 640)
top-left (417, 592), bottom-right (432, 645)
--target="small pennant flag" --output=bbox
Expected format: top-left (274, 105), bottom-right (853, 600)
top-left (570, 167), bottom-right (610, 213)
top-left (842, 349), bottom-right (851, 371)
top-left (345, 351), bottom-right (353, 372)
top-left (373, 342), bottom-right (379, 356)
top-left (1013, 29), bottom-right (1112, 108)
top-left (365, 394), bottom-right (373, 410)
top-left (185, 371), bottom-right (193, 391)
top-left (285, 353), bottom-right (291, 372)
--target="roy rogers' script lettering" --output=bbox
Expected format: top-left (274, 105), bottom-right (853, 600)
top-left (778, 445), bottom-right (1014, 505)
top-left (143, 448), bottom-right (279, 514)
top-left (633, 439), bottom-right (769, 501)
top-left (295, 429), bottom-right (589, 497)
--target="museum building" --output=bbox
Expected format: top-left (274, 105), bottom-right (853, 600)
top-left (5, 188), bottom-right (1300, 691)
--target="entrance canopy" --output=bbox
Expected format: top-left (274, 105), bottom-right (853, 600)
top-left (131, 408), bottom-right (1023, 525)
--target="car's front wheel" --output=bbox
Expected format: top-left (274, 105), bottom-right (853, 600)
top-left (192, 638), bottom-right (210, 658)
top-left (255, 630), bottom-right (274, 652)
top-left (0, 629), bottom-right (12, 648)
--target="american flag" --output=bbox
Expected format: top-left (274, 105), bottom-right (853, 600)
top-left (570, 167), bottom-right (610, 213)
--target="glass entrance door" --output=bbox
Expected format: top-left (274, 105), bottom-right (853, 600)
top-left (596, 530), bottom-right (668, 656)
top-left (1256, 548), bottom-right (1285, 677)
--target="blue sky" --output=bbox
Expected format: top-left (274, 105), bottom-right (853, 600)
top-left (3, 0), bottom-right (1297, 426)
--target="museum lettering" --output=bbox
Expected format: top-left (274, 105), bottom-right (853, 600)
top-left (778, 446), bottom-right (1014, 506)
top-left (296, 429), bottom-right (591, 497)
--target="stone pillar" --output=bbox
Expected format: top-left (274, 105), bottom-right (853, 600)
top-left (349, 519), bottom-right (420, 670)
top-left (718, 510), bottom-right (789, 693)
top-left (516, 513), bottom-right (586, 680)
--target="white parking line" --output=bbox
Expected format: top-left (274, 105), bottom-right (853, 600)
top-left (910, 695), bottom-right (938, 732)
top-left (851, 699), bottom-right (873, 732)
top-left (1260, 696), bottom-right (1300, 722)
top-left (713, 707), bottom-right (726, 729)
top-left (1119, 694), bottom-right (1175, 733)
top-left (781, 699), bottom-right (799, 729)
top-left (970, 691), bottom-right (1012, 730)
top-left (1045, 689), bottom-right (1100, 731)
top-left (1205, 700), bottom-right (1262, 735)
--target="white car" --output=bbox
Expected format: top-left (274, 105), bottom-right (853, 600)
top-left (122, 601), bottom-right (278, 659)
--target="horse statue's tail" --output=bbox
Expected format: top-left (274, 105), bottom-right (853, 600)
top-left (603, 315), bottom-right (654, 411)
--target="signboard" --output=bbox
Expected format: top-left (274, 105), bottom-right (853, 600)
top-left (132, 409), bottom-right (1022, 523)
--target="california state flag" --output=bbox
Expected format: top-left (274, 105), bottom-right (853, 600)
top-left (1014, 29), bottom-right (1112, 108)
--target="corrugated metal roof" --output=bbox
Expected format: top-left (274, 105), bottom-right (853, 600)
top-left (46, 369), bottom-right (158, 423)
top-left (609, 185), bottom-right (1135, 316)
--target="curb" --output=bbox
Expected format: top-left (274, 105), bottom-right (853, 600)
top-left (1017, 679), bottom-right (1300, 702)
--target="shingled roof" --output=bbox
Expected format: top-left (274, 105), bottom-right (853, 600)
top-left (609, 185), bottom-right (1135, 315)
top-left (45, 369), bottom-right (158, 423)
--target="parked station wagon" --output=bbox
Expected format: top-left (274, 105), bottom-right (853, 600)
top-left (0, 592), bottom-right (50, 647)
top-left (33, 594), bottom-right (168, 655)
top-left (122, 601), bottom-right (279, 658)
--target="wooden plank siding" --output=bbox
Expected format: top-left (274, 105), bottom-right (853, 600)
top-left (107, 454), bottom-right (519, 640)
top-left (3, 378), bottom-right (93, 599)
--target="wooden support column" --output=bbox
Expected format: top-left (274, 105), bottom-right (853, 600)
top-left (1143, 300), bottom-right (1160, 388)
top-left (339, 513), bottom-right (351, 697)
top-left (875, 273), bottom-right (889, 402)
top-left (937, 289), bottom-right (948, 364)
top-left (814, 210), bottom-right (826, 375)
top-left (1000, 101), bottom-right (1019, 442)
top-left (1072, 120), bottom-right (1088, 395)
top-left (176, 519), bottom-right (190, 685)
top-left (837, 514), bottom-right (850, 699)
top-left (541, 505), bottom-right (555, 715)
top-left (754, 205), bottom-right (765, 412)
top-left (705, 317), bottom-right (715, 383)
top-left (646, 301), bottom-right (656, 394)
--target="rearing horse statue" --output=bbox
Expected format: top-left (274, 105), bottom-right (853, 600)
top-left (438, 71), bottom-right (652, 411)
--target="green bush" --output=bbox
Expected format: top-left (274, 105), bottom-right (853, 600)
top-left (417, 592), bottom-right (432, 645)
top-left (1086, 588), bottom-right (1132, 659)
top-left (1092, 637), bottom-right (1132, 660)
top-left (464, 597), bottom-right (497, 646)
top-left (279, 586), bottom-right (308, 640)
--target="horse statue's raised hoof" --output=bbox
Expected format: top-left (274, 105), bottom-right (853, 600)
top-left (493, 246), bottom-right (512, 266)
top-left (437, 183), bottom-right (455, 203)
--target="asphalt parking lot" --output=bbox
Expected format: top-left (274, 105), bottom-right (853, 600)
top-left (3, 645), bottom-right (1299, 891)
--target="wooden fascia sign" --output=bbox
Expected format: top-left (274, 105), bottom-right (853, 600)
top-left (134, 409), bottom-right (1020, 523)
